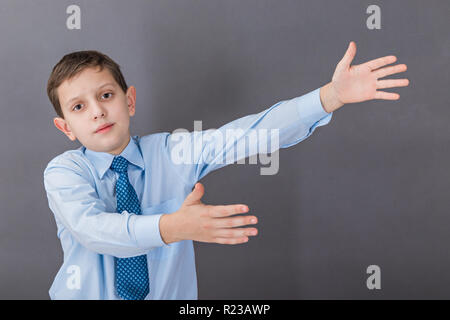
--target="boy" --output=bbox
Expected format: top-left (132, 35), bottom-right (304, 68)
top-left (44, 42), bottom-right (409, 299)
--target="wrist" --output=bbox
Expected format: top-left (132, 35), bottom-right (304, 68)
top-left (159, 212), bottom-right (181, 244)
top-left (320, 82), bottom-right (344, 113)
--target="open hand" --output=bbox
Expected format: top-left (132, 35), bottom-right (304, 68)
top-left (329, 41), bottom-right (409, 108)
top-left (160, 183), bottom-right (258, 245)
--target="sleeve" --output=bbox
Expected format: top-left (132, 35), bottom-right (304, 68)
top-left (164, 87), bottom-right (332, 184)
top-left (43, 160), bottom-right (168, 258)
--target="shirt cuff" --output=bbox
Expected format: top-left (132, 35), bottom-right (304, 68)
top-left (294, 87), bottom-right (333, 127)
top-left (132, 213), bottom-right (171, 249)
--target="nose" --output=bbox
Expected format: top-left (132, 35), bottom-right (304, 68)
top-left (94, 112), bottom-right (105, 119)
top-left (92, 102), bottom-right (106, 119)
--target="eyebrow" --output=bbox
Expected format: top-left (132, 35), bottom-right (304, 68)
top-left (64, 82), bottom-right (116, 109)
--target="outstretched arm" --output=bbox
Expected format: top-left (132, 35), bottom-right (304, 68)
top-left (164, 41), bottom-right (409, 184)
top-left (320, 41), bottom-right (409, 113)
top-left (160, 42), bottom-right (410, 246)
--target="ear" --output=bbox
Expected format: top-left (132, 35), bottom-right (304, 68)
top-left (54, 117), bottom-right (77, 141)
top-left (126, 85), bottom-right (136, 117)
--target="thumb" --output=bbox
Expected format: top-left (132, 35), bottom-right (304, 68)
top-left (183, 182), bottom-right (205, 205)
top-left (338, 41), bottom-right (357, 69)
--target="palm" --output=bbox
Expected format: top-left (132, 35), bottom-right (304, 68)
top-left (331, 42), bottom-right (409, 104)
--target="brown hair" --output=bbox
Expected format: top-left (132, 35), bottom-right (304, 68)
top-left (47, 50), bottom-right (128, 119)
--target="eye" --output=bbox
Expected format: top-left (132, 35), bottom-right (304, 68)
top-left (102, 92), bottom-right (113, 99)
top-left (72, 104), bottom-right (82, 111)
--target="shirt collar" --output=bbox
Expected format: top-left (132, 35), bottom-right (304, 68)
top-left (84, 135), bottom-right (145, 179)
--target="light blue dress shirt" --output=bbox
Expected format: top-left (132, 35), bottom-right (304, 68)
top-left (43, 87), bottom-right (332, 299)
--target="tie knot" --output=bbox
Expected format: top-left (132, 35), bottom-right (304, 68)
top-left (110, 156), bottom-right (128, 173)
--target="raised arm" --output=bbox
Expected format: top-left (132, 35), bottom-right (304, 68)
top-left (165, 41), bottom-right (409, 185)
top-left (164, 86), bottom-right (332, 184)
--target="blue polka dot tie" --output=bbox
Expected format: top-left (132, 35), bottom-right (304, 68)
top-left (110, 156), bottom-right (149, 300)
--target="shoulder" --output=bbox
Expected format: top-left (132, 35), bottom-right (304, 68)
top-left (137, 132), bottom-right (170, 145)
top-left (43, 146), bottom-right (90, 178)
top-left (43, 146), bottom-right (98, 191)
top-left (136, 132), bottom-right (171, 153)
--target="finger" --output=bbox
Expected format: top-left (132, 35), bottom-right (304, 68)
top-left (208, 204), bottom-right (249, 218)
top-left (365, 55), bottom-right (397, 71)
top-left (214, 237), bottom-right (249, 245)
top-left (376, 79), bottom-right (409, 89)
top-left (374, 91), bottom-right (400, 100)
top-left (213, 215), bottom-right (258, 228)
top-left (183, 182), bottom-right (204, 205)
top-left (373, 64), bottom-right (407, 79)
top-left (214, 227), bottom-right (258, 238)
top-left (338, 41), bottom-right (357, 69)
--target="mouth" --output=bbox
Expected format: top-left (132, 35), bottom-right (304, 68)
top-left (95, 123), bottom-right (114, 134)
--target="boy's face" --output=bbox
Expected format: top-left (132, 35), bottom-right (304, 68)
top-left (54, 66), bottom-right (136, 155)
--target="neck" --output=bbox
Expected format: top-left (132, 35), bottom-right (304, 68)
top-left (109, 135), bottom-right (131, 155)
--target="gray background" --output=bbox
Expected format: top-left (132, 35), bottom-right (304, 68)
top-left (0, 0), bottom-right (448, 299)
